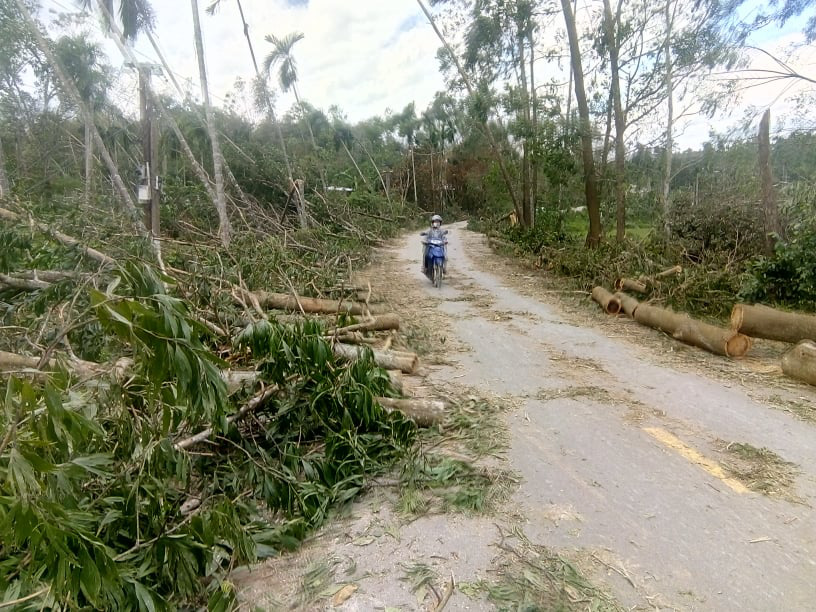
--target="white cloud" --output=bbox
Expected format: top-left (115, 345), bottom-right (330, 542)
top-left (142, 0), bottom-right (447, 121)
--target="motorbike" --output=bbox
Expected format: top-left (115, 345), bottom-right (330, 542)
top-left (421, 230), bottom-right (448, 288)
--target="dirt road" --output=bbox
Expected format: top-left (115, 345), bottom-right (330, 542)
top-left (238, 224), bottom-right (816, 611)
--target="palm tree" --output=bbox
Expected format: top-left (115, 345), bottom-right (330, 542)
top-left (205, 0), bottom-right (307, 228)
top-left (190, 0), bottom-right (231, 247)
top-left (77, 0), bottom-right (155, 41)
top-left (263, 31), bottom-right (328, 193)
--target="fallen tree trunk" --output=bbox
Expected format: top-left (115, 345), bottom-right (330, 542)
top-left (332, 343), bottom-right (418, 373)
top-left (376, 397), bottom-right (446, 427)
top-left (251, 291), bottom-right (381, 315)
top-left (731, 303), bottom-right (816, 344)
top-left (0, 350), bottom-right (105, 377)
top-left (614, 277), bottom-right (648, 294)
top-left (327, 314), bottom-right (399, 335)
top-left (614, 291), bottom-right (640, 317)
top-left (0, 273), bottom-right (50, 291)
top-left (634, 304), bottom-right (751, 357)
top-left (0, 206), bottom-right (115, 266)
top-left (781, 340), bottom-right (816, 386)
top-left (591, 287), bottom-right (622, 314)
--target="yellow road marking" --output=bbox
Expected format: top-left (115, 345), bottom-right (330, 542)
top-left (643, 427), bottom-right (749, 494)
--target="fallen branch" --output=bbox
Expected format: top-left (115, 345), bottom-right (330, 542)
top-left (731, 303), bottom-right (816, 344)
top-left (590, 287), bottom-right (621, 314)
top-left (0, 206), bottom-right (115, 266)
top-left (376, 397), bottom-right (446, 426)
top-left (781, 340), bottom-right (816, 386)
top-left (0, 273), bottom-right (51, 291)
top-left (332, 343), bottom-right (418, 373)
top-left (634, 304), bottom-right (751, 357)
top-left (0, 350), bottom-right (105, 378)
top-left (174, 385), bottom-right (279, 450)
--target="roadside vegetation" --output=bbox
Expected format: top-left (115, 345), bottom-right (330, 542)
top-left (2, 0), bottom-right (815, 608)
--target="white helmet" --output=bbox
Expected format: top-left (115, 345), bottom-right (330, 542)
top-left (431, 214), bottom-right (442, 224)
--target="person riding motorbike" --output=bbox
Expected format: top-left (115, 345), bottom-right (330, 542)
top-left (421, 214), bottom-right (447, 275)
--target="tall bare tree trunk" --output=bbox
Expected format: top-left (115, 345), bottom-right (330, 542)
top-left (0, 133), bottom-right (9, 198)
top-left (518, 34), bottom-right (532, 228)
top-left (411, 145), bottom-right (418, 203)
top-left (83, 102), bottom-right (93, 207)
top-left (529, 29), bottom-right (538, 226)
top-left (560, 0), bottom-right (602, 247)
top-left (191, 0), bottom-right (231, 247)
top-left (292, 84), bottom-right (327, 194)
top-left (416, 0), bottom-right (521, 221)
top-left (660, 0), bottom-right (674, 239)
top-left (341, 140), bottom-right (367, 186)
top-left (759, 109), bottom-right (782, 255)
top-left (604, 0), bottom-right (626, 242)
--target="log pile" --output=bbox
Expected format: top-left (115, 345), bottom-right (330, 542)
top-left (230, 281), bottom-right (448, 423)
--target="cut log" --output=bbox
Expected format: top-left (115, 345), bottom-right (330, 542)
top-left (614, 291), bottom-right (640, 317)
top-left (376, 397), bottom-right (446, 427)
top-left (637, 265), bottom-right (683, 285)
top-left (731, 303), bottom-right (816, 344)
top-left (591, 287), bottom-right (622, 314)
top-left (386, 370), bottom-right (403, 394)
top-left (655, 264), bottom-right (683, 279)
top-left (251, 291), bottom-right (382, 315)
top-left (781, 340), bottom-right (816, 387)
top-left (634, 304), bottom-right (751, 358)
top-left (327, 314), bottom-right (400, 335)
top-left (332, 343), bottom-right (418, 373)
top-left (614, 277), bottom-right (648, 294)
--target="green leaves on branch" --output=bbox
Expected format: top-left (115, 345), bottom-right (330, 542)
top-left (1, 262), bottom-right (415, 610)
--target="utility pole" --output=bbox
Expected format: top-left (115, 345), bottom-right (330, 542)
top-left (137, 64), bottom-right (162, 236)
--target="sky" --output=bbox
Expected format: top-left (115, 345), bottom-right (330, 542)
top-left (39, 0), bottom-right (816, 149)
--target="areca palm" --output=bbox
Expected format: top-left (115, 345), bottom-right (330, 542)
top-left (264, 31), bottom-right (327, 193)
top-left (206, 1), bottom-right (306, 227)
top-left (77, 0), bottom-right (155, 41)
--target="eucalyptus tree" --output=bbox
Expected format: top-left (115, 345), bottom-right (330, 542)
top-left (0, 0), bottom-right (38, 196)
top-left (264, 31), bottom-right (328, 193)
top-left (191, 0), bottom-right (231, 246)
top-left (54, 35), bottom-right (110, 206)
top-left (601, 0), bottom-right (626, 241)
top-left (657, 0), bottom-right (743, 237)
top-left (463, 0), bottom-right (540, 226)
top-left (417, 0), bottom-right (521, 220)
top-left (560, 0), bottom-right (602, 246)
top-left (14, 0), bottom-right (140, 221)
